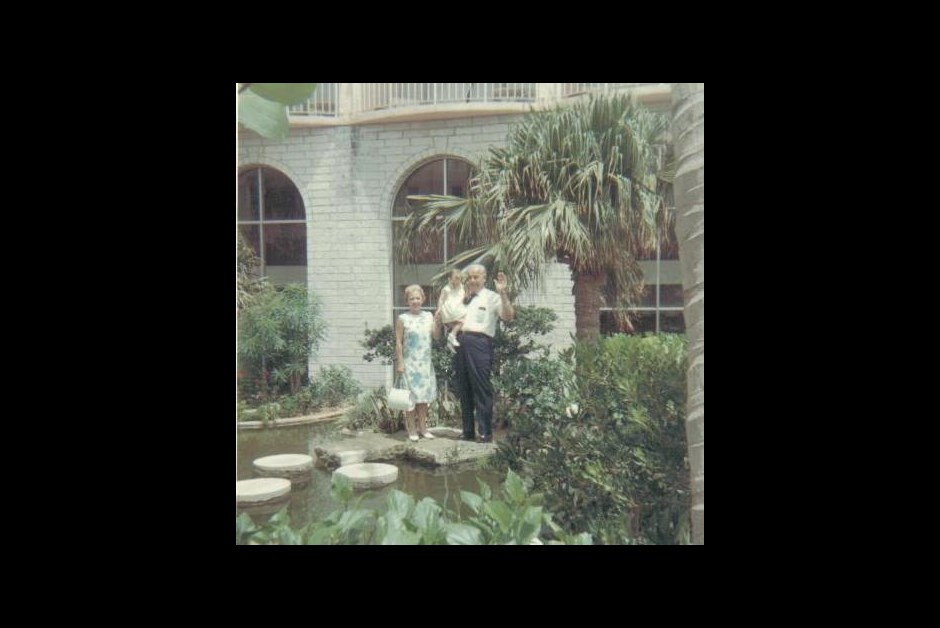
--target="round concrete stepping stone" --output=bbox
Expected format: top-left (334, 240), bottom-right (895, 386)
top-left (333, 462), bottom-right (398, 489)
top-left (254, 453), bottom-right (314, 486)
top-left (236, 478), bottom-right (291, 506)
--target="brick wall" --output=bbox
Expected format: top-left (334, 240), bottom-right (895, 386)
top-left (238, 115), bottom-right (576, 391)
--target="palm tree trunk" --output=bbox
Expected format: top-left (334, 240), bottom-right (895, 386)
top-left (672, 83), bottom-right (704, 545)
top-left (573, 270), bottom-right (607, 341)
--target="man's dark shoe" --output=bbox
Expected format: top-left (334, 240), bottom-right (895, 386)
top-left (459, 434), bottom-right (475, 441)
top-left (477, 434), bottom-right (493, 443)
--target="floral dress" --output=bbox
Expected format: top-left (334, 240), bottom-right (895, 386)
top-left (399, 310), bottom-right (437, 404)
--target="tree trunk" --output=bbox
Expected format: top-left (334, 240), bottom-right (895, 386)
top-left (572, 270), bottom-right (607, 341)
top-left (672, 83), bottom-right (704, 545)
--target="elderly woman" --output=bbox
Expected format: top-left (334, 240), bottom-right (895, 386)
top-left (395, 284), bottom-right (442, 441)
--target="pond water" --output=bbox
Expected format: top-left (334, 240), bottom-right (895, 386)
top-left (236, 422), bottom-right (504, 529)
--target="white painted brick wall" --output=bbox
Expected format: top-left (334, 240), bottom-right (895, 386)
top-left (516, 262), bottom-right (576, 354)
top-left (238, 116), bottom-right (576, 393)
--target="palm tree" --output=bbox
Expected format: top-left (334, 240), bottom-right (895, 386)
top-left (399, 93), bottom-right (673, 341)
top-left (671, 83), bottom-right (704, 545)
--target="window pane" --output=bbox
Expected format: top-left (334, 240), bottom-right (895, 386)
top-left (660, 311), bottom-right (685, 333)
top-left (239, 224), bottom-right (260, 257)
top-left (262, 169), bottom-right (304, 220)
top-left (600, 311), bottom-right (652, 335)
top-left (394, 160), bottom-right (444, 217)
top-left (447, 225), bottom-right (481, 261)
top-left (660, 222), bottom-right (679, 260)
top-left (263, 223), bottom-right (306, 266)
top-left (630, 312), bottom-right (657, 334)
top-left (446, 159), bottom-right (472, 197)
top-left (237, 170), bottom-right (260, 221)
top-left (659, 284), bottom-right (683, 307)
top-left (395, 221), bottom-right (442, 265)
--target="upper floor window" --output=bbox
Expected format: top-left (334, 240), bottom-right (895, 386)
top-left (237, 167), bottom-right (307, 284)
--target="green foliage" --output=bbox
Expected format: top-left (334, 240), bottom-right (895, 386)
top-left (491, 334), bottom-right (689, 544)
top-left (237, 231), bottom-right (267, 311)
top-left (237, 83), bottom-right (318, 140)
top-left (308, 366), bottom-right (362, 408)
top-left (236, 470), bottom-right (592, 545)
top-left (493, 305), bottom-right (557, 375)
top-left (237, 284), bottom-right (327, 399)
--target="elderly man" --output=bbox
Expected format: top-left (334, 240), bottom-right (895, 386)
top-left (439, 264), bottom-right (514, 443)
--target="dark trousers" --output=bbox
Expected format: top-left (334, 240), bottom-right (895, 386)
top-left (454, 333), bottom-right (494, 438)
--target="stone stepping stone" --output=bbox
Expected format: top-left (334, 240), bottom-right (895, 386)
top-left (237, 478), bottom-right (291, 507)
top-left (333, 462), bottom-right (398, 489)
top-left (253, 454), bottom-right (314, 486)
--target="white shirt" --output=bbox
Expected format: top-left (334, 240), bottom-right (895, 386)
top-left (460, 288), bottom-right (503, 338)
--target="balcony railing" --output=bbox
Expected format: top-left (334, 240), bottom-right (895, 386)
top-left (287, 83), bottom-right (338, 116)
top-left (284, 84), bottom-right (670, 120)
top-left (362, 83), bottom-right (536, 111)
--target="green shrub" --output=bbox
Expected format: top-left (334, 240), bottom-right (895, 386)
top-left (491, 334), bottom-right (689, 544)
top-left (308, 366), bottom-right (362, 408)
top-left (237, 284), bottom-right (327, 400)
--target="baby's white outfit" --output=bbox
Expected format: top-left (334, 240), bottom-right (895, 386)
top-left (439, 283), bottom-right (467, 350)
top-left (439, 283), bottom-right (467, 324)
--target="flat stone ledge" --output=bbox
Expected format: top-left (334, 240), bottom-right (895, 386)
top-left (237, 478), bottom-right (292, 505)
top-left (314, 428), bottom-right (497, 470)
top-left (334, 462), bottom-right (399, 489)
top-left (238, 406), bottom-right (353, 430)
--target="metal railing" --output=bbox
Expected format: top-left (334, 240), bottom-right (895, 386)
top-left (362, 83), bottom-right (536, 111)
top-left (285, 83), bottom-right (669, 119)
top-left (287, 83), bottom-right (338, 116)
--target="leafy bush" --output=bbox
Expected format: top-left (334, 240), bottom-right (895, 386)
top-left (237, 284), bottom-right (327, 399)
top-left (308, 366), bottom-right (362, 408)
top-left (492, 306), bottom-right (557, 376)
top-left (491, 334), bottom-right (689, 544)
top-left (236, 231), bottom-right (267, 311)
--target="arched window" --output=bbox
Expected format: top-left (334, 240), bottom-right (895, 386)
top-left (237, 166), bottom-right (307, 284)
top-left (392, 158), bottom-right (473, 319)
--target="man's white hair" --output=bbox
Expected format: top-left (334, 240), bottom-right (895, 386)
top-left (463, 263), bottom-right (487, 276)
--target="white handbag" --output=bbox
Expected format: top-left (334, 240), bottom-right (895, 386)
top-left (387, 374), bottom-right (414, 411)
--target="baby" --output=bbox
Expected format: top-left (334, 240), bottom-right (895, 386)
top-left (436, 268), bottom-right (467, 352)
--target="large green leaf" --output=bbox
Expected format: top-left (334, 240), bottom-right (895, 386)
top-left (238, 90), bottom-right (289, 140)
top-left (387, 490), bottom-right (415, 519)
top-left (381, 521), bottom-right (421, 545)
top-left (460, 490), bottom-right (484, 514)
top-left (330, 473), bottom-right (353, 505)
top-left (248, 83), bottom-right (317, 105)
top-left (445, 523), bottom-right (483, 545)
top-left (502, 469), bottom-right (526, 505)
top-left (483, 501), bottom-right (513, 532)
top-left (337, 509), bottom-right (372, 534)
top-left (411, 497), bottom-right (442, 532)
top-left (514, 506), bottom-right (543, 544)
